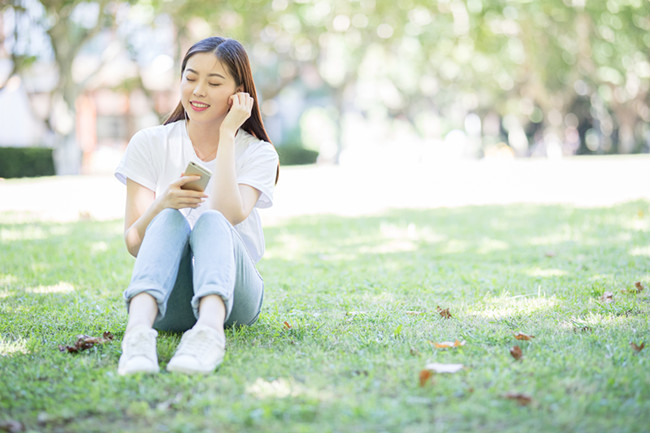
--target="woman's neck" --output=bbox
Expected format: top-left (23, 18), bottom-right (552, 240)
top-left (186, 119), bottom-right (222, 161)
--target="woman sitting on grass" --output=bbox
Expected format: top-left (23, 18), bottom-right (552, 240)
top-left (114, 36), bottom-right (279, 375)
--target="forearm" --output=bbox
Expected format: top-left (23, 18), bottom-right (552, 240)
top-left (125, 197), bottom-right (166, 257)
top-left (209, 132), bottom-right (246, 224)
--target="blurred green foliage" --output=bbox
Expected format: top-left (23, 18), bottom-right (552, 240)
top-left (277, 146), bottom-right (320, 165)
top-left (3, 0), bottom-right (649, 159)
top-left (0, 147), bottom-right (55, 178)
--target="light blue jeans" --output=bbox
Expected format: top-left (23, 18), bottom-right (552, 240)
top-left (124, 208), bottom-right (264, 332)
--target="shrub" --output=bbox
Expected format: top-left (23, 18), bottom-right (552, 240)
top-left (0, 147), bottom-right (55, 178)
top-left (277, 146), bottom-right (319, 166)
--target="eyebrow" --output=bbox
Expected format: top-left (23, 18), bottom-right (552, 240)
top-left (185, 68), bottom-right (226, 79)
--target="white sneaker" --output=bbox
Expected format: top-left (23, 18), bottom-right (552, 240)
top-left (166, 325), bottom-right (225, 374)
top-left (117, 326), bottom-right (159, 375)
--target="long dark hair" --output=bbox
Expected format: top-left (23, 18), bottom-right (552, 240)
top-left (165, 37), bottom-right (278, 181)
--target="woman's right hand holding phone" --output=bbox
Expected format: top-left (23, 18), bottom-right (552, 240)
top-left (160, 175), bottom-right (208, 210)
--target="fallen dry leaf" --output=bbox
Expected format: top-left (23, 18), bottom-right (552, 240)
top-left (155, 392), bottom-right (184, 412)
top-left (600, 291), bottom-right (613, 303)
top-left (410, 347), bottom-right (420, 356)
top-left (405, 310), bottom-right (424, 316)
top-left (283, 321), bottom-right (292, 330)
top-left (436, 306), bottom-right (452, 319)
top-left (419, 369), bottom-right (433, 387)
top-left (621, 282), bottom-right (645, 294)
top-left (78, 211), bottom-right (93, 221)
top-left (510, 345), bottom-right (523, 360)
top-left (433, 340), bottom-right (466, 349)
top-left (630, 342), bottom-right (645, 352)
top-left (423, 363), bottom-right (464, 374)
top-left (58, 332), bottom-right (114, 354)
top-left (514, 333), bottom-right (535, 341)
top-left (503, 392), bottom-right (532, 406)
top-left (544, 251), bottom-right (556, 258)
top-left (0, 420), bottom-right (24, 433)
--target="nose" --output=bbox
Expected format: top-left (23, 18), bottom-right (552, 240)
top-left (193, 82), bottom-right (206, 97)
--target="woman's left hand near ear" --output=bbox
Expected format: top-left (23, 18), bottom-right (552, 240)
top-left (221, 92), bottom-right (253, 136)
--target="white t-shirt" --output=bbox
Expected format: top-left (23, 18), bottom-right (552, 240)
top-left (114, 120), bottom-right (278, 263)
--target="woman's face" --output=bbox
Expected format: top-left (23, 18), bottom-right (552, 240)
top-left (181, 52), bottom-right (241, 126)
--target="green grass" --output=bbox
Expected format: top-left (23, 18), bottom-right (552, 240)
top-left (1, 201), bottom-right (649, 433)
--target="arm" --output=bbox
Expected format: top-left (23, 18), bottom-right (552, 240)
top-left (209, 93), bottom-right (262, 225)
top-left (124, 176), bottom-right (207, 257)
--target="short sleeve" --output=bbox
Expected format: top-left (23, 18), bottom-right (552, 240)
top-left (114, 129), bottom-right (159, 191)
top-left (237, 141), bottom-right (279, 209)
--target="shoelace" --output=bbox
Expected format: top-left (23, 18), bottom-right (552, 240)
top-left (124, 330), bottom-right (156, 359)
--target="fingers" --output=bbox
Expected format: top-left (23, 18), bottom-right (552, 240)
top-left (171, 191), bottom-right (207, 209)
top-left (167, 176), bottom-right (208, 209)
top-left (223, 93), bottom-right (253, 134)
top-left (176, 174), bottom-right (201, 187)
top-left (230, 92), bottom-right (254, 112)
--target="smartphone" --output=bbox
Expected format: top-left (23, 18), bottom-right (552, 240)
top-left (182, 161), bottom-right (212, 192)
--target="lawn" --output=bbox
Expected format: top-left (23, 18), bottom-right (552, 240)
top-left (1, 200), bottom-right (649, 432)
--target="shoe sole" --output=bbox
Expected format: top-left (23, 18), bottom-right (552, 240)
top-left (166, 363), bottom-right (217, 374)
top-left (117, 366), bottom-right (159, 376)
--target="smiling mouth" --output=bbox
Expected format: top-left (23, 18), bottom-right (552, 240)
top-left (190, 101), bottom-right (210, 110)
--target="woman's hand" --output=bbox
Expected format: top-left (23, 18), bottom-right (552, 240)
top-left (124, 176), bottom-right (206, 257)
top-left (220, 92), bottom-right (253, 136)
top-left (160, 175), bottom-right (208, 210)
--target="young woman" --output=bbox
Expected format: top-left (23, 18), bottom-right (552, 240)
top-left (114, 36), bottom-right (279, 375)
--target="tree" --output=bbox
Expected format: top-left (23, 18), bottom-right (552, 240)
top-left (2, 0), bottom-right (127, 173)
top-left (2, 0), bottom-right (649, 174)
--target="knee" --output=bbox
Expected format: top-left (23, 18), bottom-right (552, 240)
top-left (195, 210), bottom-right (230, 229)
top-left (149, 208), bottom-right (189, 231)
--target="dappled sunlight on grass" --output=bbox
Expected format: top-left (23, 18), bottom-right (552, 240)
top-left (440, 239), bottom-right (471, 254)
top-left (246, 377), bottom-right (334, 402)
top-left (264, 232), bottom-right (310, 260)
top-left (560, 310), bottom-right (649, 331)
top-left (611, 232), bottom-right (633, 243)
top-left (358, 238), bottom-right (418, 254)
top-left (621, 217), bottom-right (650, 232)
top-left (0, 224), bottom-right (73, 242)
top-left (1, 227), bottom-right (48, 241)
top-left (558, 310), bottom-right (647, 331)
top-left (379, 222), bottom-right (445, 243)
top-left (587, 273), bottom-right (610, 282)
top-left (358, 291), bottom-right (398, 307)
top-left (317, 251), bottom-right (358, 262)
top-left (476, 237), bottom-right (510, 254)
top-left (470, 295), bottom-right (559, 319)
top-left (90, 241), bottom-right (109, 254)
top-left (379, 222), bottom-right (418, 239)
top-left (0, 274), bottom-right (18, 285)
top-left (360, 222), bottom-right (448, 254)
top-left (25, 281), bottom-right (75, 294)
top-left (527, 231), bottom-right (573, 246)
top-left (524, 268), bottom-right (568, 278)
top-left (629, 246), bottom-right (650, 257)
top-left (0, 336), bottom-right (30, 356)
